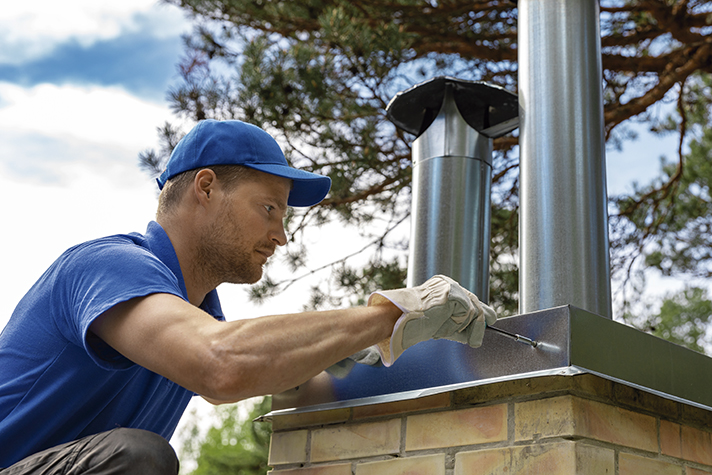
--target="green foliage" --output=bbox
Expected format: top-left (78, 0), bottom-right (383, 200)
top-left (489, 181), bottom-right (519, 317)
top-left (623, 287), bottom-right (712, 354)
top-left (610, 73), bottom-right (712, 312)
top-left (180, 398), bottom-right (272, 475)
top-left (333, 257), bottom-right (408, 307)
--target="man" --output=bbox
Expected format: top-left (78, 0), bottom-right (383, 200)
top-left (0, 120), bottom-right (495, 473)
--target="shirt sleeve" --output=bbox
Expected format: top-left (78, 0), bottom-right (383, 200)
top-left (52, 236), bottom-right (186, 370)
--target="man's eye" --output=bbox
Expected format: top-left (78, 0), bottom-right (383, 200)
top-left (264, 205), bottom-right (274, 213)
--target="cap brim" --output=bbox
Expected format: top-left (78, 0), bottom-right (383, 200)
top-left (246, 164), bottom-right (332, 207)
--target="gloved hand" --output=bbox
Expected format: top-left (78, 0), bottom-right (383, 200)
top-left (368, 275), bottom-right (496, 367)
top-left (326, 345), bottom-right (382, 378)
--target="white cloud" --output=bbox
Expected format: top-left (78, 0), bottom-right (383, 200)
top-left (0, 81), bottom-right (189, 189)
top-left (0, 82), bottom-right (179, 150)
top-left (0, 81), bottom-right (176, 323)
top-left (0, 159), bottom-right (159, 330)
top-left (0, 0), bottom-right (189, 64)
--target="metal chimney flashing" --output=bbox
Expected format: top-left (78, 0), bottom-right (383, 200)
top-left (268, 307), bottom-right (712, 418)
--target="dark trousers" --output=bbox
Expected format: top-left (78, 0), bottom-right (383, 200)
top-left (0, 428), bottom-right (179, 475)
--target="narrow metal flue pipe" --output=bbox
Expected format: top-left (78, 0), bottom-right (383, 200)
top-left (387, 77), bottom-right (518, 301)
top-left (408, 88), bottom-right (492, 299)
top-left (518, 0), bottom-right (612, 318)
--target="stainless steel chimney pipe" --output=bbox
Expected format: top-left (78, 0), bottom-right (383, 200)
top-left (387, 77), bottom-right (518, 300)
top-left (408, 88), bottom-right (492, 299)
top-left (518, 0), bottom-right (613, 318)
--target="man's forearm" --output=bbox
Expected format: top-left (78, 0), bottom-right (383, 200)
top-left (204, 303), bottom-right (402, 402)
top-left (91, 293), bottom-right (401, 404)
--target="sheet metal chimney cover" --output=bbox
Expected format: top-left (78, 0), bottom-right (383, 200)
top-left (386, 76), bottom-right (519, 138)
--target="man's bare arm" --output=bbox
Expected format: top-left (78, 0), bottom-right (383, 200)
top-left (90, 293), bottom-right (401, 404)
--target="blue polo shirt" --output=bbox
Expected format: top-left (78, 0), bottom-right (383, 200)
top-left (0, 221), bottom-right (224, 467)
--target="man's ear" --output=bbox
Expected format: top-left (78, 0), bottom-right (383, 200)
top-left (193, 169), bottom-right (218, 206)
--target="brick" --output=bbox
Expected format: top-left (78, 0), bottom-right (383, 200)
top-left (271, 409), bottom-right (351, 431)
top-left (573, 373), bottom-right (615, 399)
top-left (452, 375), bottom-right (566, 405)
top-left (405, 405), bottom-right (507, 451)
top-left (355, 454), bottom-right (445, 475)
top-left (454, 441), bottom-right (614, 475)
top-left (681, 425), bottom-right (712, 465)
top-left (619, 453), bottom-right (682, 475)
top-left (268, 464), bottom-right (352, 475)
top-left (680, 403), bottom-right (712, 430)
top-left (613, 383), bottom-right (680, 420)
top-left (573, 443), bottom-right (616, 474)
top-left (452, 375), bottom-right (571, 406)
top-left (352, 393), bottom-right (450, 420)
top-left (687, 468), bottom-right (712, 475)
top-left (311, 419), bottom-right (401, 462)
top-left (661, 420), bottom-right (683, 459)
top-left (516, 395), bottom-right (575, 441)
top-left (515, 395), bottom-right (658, 452)
top-left (455, 446), bottom-right (509, 475)
top-left (269, 430), bottom-right (308, 465)
top-left (451, 374), bottom-right (612, 406)
top-left (573, 398), bottom-right (658, 452)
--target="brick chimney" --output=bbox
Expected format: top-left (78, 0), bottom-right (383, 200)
top-left (266, 374), bottom-right (712, 474)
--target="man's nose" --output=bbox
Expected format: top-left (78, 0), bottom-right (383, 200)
top-left (270, 221), bottom-right (288, 247)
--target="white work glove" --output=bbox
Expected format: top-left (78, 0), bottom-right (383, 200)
top-left (368, 275), bottom-right (497, 367)
top-left (326, 345), bottom-right (382, 379)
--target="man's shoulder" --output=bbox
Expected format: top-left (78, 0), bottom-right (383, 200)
top-left (69, 231), bottom-right (147, 253)
top-left (60, 232), bottom-right (153, 266)
top-left (41, 231), bottom-right (178, 298)
top-left (61, 222), bottom-right (174, 269)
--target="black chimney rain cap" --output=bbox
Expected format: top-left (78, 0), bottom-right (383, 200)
top-left (386, 76), bottom-right (519, 139)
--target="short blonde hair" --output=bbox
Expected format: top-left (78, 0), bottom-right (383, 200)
top-left (156, 165), bottom-right (260, 217)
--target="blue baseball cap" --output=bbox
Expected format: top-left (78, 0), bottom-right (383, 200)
top-left (157, 120), bottom-right (331, 207)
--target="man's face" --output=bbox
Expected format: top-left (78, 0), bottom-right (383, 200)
top-left (198, 171), bottom-right (290, 285)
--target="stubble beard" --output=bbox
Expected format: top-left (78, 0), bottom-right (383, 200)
top-left (197, 208), bottom-right (264, 286)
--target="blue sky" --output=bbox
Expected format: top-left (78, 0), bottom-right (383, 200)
top-left (0, 3), bottom-right (187, 99)
top-left (0, 30), bottom-right (183, 100)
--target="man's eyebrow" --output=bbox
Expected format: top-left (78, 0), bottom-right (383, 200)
top-left (276, 202), bottom-right (288, 217)
top-left (266, 194), bottom-right (288, 216)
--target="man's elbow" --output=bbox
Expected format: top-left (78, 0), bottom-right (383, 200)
top-left (200, 394), bottom-right (240, 405)
top-left (196, 346), bottom-right (263, 403)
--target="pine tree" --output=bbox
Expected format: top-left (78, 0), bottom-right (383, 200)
top-left (140, 0), bottom-right (712, 316)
